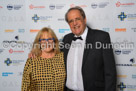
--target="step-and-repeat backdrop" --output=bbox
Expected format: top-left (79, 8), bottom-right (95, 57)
top-left (0, 0), bottom-right (136, 91)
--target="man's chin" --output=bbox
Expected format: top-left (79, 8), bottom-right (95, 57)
top-left (73, 30), bottom-right (81, 35)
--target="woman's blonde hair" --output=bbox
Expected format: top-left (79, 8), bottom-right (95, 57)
top-left (31, 27), bottom-right (60, 57)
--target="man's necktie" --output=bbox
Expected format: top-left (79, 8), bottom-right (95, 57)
top-left (72, 36), bottom-right (83, 41)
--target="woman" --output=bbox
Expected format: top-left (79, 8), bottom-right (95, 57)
top-left (21, 27), bottom-right (66, 91)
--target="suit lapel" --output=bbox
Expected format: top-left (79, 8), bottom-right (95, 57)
top-left (82, 27), bottom-right (95, 68)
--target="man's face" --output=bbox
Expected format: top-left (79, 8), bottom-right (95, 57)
top-left (67, 9), bottom-right (86, 36)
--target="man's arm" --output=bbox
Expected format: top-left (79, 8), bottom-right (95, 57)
top-left (102, 33), bottom-right (117, 91)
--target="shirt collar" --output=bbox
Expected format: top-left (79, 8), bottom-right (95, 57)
top-left (75, 27), bottom-right (88, 40)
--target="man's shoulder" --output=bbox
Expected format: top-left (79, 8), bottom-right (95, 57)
top-left (88, 28), bottom-right (110, 41)
top-left (64, 33), bottom-right (73, 37)
top-left (89, 28), bottom-right (109, 36)
top-left (63, 33), bottom-right (74, 40)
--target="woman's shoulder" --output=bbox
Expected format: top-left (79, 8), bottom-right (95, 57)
top-left (56, 52), bottom-right (64, 56)
top-left (53, 52), bottom-right (63, 60)
top-left (26, 57), bottom-right (41, 62)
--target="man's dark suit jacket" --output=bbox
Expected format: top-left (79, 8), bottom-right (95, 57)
top-left (62, 27), bottom-right (117, 91)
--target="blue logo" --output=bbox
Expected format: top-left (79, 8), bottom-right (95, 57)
top-left (115, 50), bottom-right (121, 55)
top-left (118, 12), bottom-right (127, 21)
top-left (15, 36), bottom-right (19, 40)
top-left (4, 58), bottom-right (12, 66)
top-left (102, 28), bottom-right (110, 32)
top-left (7, 4), bottom-right (22, 10)
top-left (18, 29), bottom-right (25, 33)
top-left (49, 4), bottom-right (55, 10)
top-left (59, 29), bottom-right (70, 33)
top-left (130, 58), bottom-right (135, 63)
top-left (7, 4), bottom-right (13, 10)
top-left (132, 74), bottom-right (136, 79)
top-left (2, 72), bottom-right (13, 76)
top-left (117, 82), bottom-right (126, 91)
top-left (91, 3), bottom-right (97, 9)
top-left (32, 14), bottom-right (40, 22)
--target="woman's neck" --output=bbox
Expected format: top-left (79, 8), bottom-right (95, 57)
top-left (41, 51), bottom-right (55, 58)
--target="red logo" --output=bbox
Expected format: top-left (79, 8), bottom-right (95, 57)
top-left (9, 49), bottom-right (13, 53)
top-left (116, 1), bottom-right (121, 7)
top-left (0, 6), bottom-right (3, 8)
top-left (116, 1), bottom-right (134, 7)
top-left (29, 4), bottom-right (45, 9)
top-left (70, 4), bottom-right (87, 8)
top-left (9, 49), bottom-right (24, 54)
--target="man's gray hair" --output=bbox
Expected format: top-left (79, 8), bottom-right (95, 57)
top-left (65, 6), bottom-right (86, 23)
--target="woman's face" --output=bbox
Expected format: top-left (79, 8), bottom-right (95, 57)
top-left (39, 32), bottom-right (55, 53)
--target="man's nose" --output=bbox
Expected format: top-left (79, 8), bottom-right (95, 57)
top-left (73, 20), bottom-right (77, 25)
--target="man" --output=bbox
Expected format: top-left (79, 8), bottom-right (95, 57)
top-left (62, 6), bottom-right (116, 91)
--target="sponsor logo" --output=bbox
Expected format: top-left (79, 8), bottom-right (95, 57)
top-left (29, 4), bottom-right (45, 9)
top-left (2, 72), bottom-right (13, 77)
top-left (131, 28), bottom-right (136, 32)
top-left (102, 28), bottom-right (110, 32)
top-left (5, 29), bottom-right (15, 33)
top-left (132, 75), bottom-right (136, 79)
top-left (30, 29), bottom-right (40, 32)
top-left (114, 38), bottom-right (134, 55)
top-left (7, 4), bottom-right (13, 10)
top-left (127, 13), bottom-right (136, 20)
top-left (4, 58), bottom-right (12, 66)
top-left (116, 58), bottom-right (136, 67)
top-left (14, 5), bottom-right (23, 10)
top-left (118, 12), bottom-right (127, 21)
top-left (4, 58), bottom-right (24, 66)
top-left (70, 4), bottom-right (87, 8)
top-left (32, 14), bottom-right (52, 23)
top-left (117, 82), bottom-right (136, 91)
top-left (116, 1), bottom-right (135, 7)
top-left (18, 29), bottom-right (25, 33)
top-left (59, 29), bottom-right (70, 33)
top-left (118, 12), bottom-right (136, 21)
top-left (115, 28), bottom-right (126, 32)
top-left (91, 3), bottom-right (97, 9)
top-left (58, 18), bottom-right (65, 21)
top-left (49, 4), bottom-right (55, 10)
top-left (32, 14), bottom-right (40, 22)
top-left (115, 50), bottom-right (121, 55)
top-left (15, 36), bottom-right (19, 40)
top-left (91, 2), bottom-right (109, 9)
top-left (115, 49), bottom-right (133, 55)
top-left (117, 75), bottom-right (127, 78)
top-left (99, 2), bottom-right (109, 8)
top-left (49, 4), bottom-right (65, 10)
top-left (117, 82), bottom-right (126, 91)
top-left (0, 6), bottom-right (3, 9)
top-left (9, 49), bottom-right (24, 54)
top-left (130, 58), bottom-right (135, 63)
top-left (7, 4), bottom-right (23, 10)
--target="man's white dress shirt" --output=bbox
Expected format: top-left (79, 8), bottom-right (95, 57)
top-left (66, 27), bottom-right (88, 91)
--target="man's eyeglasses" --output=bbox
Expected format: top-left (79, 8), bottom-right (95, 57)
top-left (39, 38), bottom-right (55, 42)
